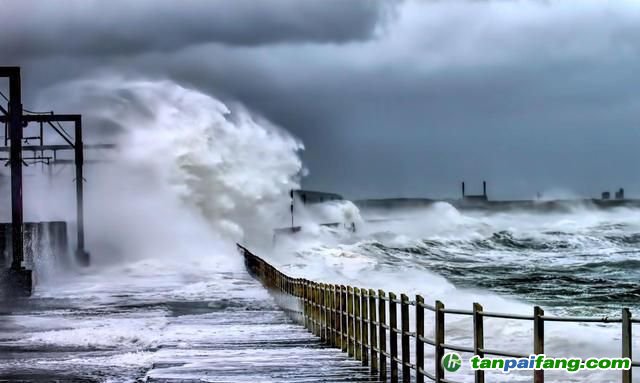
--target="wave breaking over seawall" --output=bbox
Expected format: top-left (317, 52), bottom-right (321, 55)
top-left (41, 76), bottom-right (305, 252)
top-left (0, 77), bottom-right (312, 382)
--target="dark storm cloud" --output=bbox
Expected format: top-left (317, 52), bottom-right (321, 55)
top-left (4, 0), bottom-right (640, 199)
top-left (1, 0), bottom-right (392, 58)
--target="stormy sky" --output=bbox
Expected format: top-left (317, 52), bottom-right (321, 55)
top-left (3, 0), bottom-right (640, 200)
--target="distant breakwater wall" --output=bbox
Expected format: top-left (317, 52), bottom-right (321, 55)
top-left (355, 198), bottom-right (640, 212)
top-left (237, 244), bottom-right (638, 383)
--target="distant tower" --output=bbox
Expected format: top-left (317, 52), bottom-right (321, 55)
top-left (461, 181), bottom-right (488, 202)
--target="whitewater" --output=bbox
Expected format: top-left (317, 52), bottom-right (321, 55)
top-left (0, 78), bottom-right (638, 382)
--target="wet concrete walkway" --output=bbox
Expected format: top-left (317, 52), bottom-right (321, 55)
top-left (0, 264), bottom-right (379, 383)
top-left (146, 297), bottom-right (379, 382)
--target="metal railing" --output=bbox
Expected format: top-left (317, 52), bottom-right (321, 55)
top-left (238, 244), bottom-right (638, 383)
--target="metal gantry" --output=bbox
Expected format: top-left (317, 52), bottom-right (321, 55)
top-left (0, 67), bottom-right (114, 293)
top-left (0, 67), bottom-right (27, 282)
top-left (0, 114), bottom-right (113, 266)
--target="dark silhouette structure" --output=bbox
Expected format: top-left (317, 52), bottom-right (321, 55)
top-left (0, 67), bottom-right (114, 295)
top-left (461, 181), bottom-right (488, 202)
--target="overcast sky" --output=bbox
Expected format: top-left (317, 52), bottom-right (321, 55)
top-left (3, 0), bottom-right (640, 200)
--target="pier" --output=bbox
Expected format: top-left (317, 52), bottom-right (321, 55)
top-left (0, 267), bottom-right (379, 383)
top-left (145, 270), bottom-right (379, 383)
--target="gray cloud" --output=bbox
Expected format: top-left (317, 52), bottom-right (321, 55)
top-left (2, 0), bottom-right (393, 59)
top-left (4, 0), bottom-right (640, 200)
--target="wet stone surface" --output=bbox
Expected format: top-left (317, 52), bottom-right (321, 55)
top-left (0, 266), bottom-right (379, 383)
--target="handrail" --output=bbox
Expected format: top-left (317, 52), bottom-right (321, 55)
top-left (479, 310), bottom-right (534, 320)
top-left (441, 308), bottom-right (473, 316)
top-left (238, 244), bottom-right (637, 383)
top-left (541, 315), bottom-right (622, 323)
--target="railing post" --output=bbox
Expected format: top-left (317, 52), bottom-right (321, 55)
top-left (327, 284), bottom-right (333, 345)
top-left (389, 292), bottom-right (399, 383)
top-left (314, 283), bottom-right (319, 336)
top-left (622, 308), bottom-right (632, 383)
top-left (533, 306), bottom-right (544, 383)
top-left (329, 284), bottom-right (335, 347)
top-left (435, 300), bottom-right (445, 383)
top-left (307, 282), bottom-right (313, 333)
top-left (274, 269), bottom-right (278, 295)
top-left (272, 267), bottom-right (276, 289)
top-left (336, 284), bottom-right (342, 350)
top-left (401, 294), bottom-right (410, 383)
top-left (324, 283), bottom-right (333, 346)
top-left (336, 285), bottom-right (342, 349)
top-left (273, 269), bottom-right (277, 292)
top-left (264, 263), bottom-right (268, 285)
top-left (286, 277), bottom-right (290, 309)
top-left (320, 284), bottom-right (326, 342)
top-left (379, 289), bottom-right (388, 381)
top-left (369, 289), bottom-right (378, 373)
top-left (325, 283), bottom-right (330, 342)
top-left (317, 283), bottom-right (322, 337)
top-left (298, 279), bottom-right (303, 324)
top-left (307, 280), bottom-right (312, 332)
top-left (303, 281), bottom-right (309, 329)
top-left (271, 268), bottom-right (275, 289)
top-left (288, 277), bottom-right (298, 320)
top-left (355, 287), bottom-right (362, 360)
top-left (317, 283), bottom-right (322, 338)
top-left (361, 288), bottom-right (369, 366)
top-left (274, 269), bottom-right (278, 290)
top-left (416, 295), bottom-right (425, 383)
top-left (342, 285), bottom-right (348, 352)
top-left (311, 282), bottom-right (318, 336)
top-left (330, 285), bottom-right (338, 347)
top-left (348, 286), bottom-right (355, 357)
top-left (473, 303), bottom-right (484, 383)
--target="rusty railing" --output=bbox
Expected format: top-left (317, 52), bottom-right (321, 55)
top-left (238, 244), bottom-right (637, 383)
